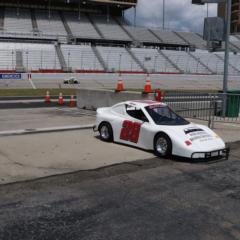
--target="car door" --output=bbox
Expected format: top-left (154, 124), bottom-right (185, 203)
top-left (114, 104), bottom-right (151, 148)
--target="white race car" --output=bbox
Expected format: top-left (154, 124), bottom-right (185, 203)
top-left (94, 100), bottom-right (229, 160)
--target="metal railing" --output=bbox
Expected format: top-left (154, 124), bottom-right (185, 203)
top-left (163, 92), bottom-right (240, 128)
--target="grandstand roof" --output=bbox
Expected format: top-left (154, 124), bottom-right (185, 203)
top-left (0, 0), bottom-right (137, 10)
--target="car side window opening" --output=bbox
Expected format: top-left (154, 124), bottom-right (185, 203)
top-left (125, 105), bottom-right (149, 122)
top-left (145, 105), bottom-right (189, 126)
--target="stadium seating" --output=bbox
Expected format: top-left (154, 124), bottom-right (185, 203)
top-left (90, 14), bottom-right (131, 41)
top-left (191, 51), bottom-right (225, 74)
top-left (4, 8), bottom-right (33, 34)
top-left (215, 52), bottom-right (240, 74)
top-left (226, 53), bottom-right (240, 72)
top-left (0, 42), bottom-right (61, 70)
top-left (63, 11), bottom-right (101, 39)
top-left (130, 48), bottom-right (179, 73)
top-left (35, 10), bottom-right (66, 36)
top-left (150, 29), bottom-right (187, 46)
top-left (61, 44), bottom-right (103, 71)
top-left (1, 4), bottom-right (240, 76)
top-left (177, 32), bottom-right (207, 49)
top-left (0, 43), bottom-right (16, 70)
top-left (124, 26), bottom-right (160, 43)
top-left (162, 50), bottom-right (210, 74)
top-left (96, 46), bottom-right (142, 72)
top-left (189, 51), bottom-right (240, 75)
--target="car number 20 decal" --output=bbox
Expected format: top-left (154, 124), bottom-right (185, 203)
top-left (120, 120), bottom-right (141, 143)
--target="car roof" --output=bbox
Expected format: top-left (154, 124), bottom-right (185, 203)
top-left (125, 100), bottom-right (167, 107)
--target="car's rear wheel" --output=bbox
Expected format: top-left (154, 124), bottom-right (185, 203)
top-left (154, 133), bottom-right (172, 158)
top-left (99, 122), bottom-right (113, 142)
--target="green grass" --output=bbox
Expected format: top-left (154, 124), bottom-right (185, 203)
top-left (0, 89), bottom-right (76, 97)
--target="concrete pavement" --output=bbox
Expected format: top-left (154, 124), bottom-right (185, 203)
top-left (0, 107), bottom-right (240, 185)
top-left (0, 107), bottom-right (95, 131)
top-left (0, 129), bottom-right (153, 184)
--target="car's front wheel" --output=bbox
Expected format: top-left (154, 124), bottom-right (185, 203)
top-left (154, 133), bottom-right (172, 158)
top-left (99, 122), bottom-right (113, 142)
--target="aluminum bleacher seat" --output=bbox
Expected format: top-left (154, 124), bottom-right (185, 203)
top-left (162, 50), bottom-right (209, 74)
top-left (131, 48), bottom-right (178, 73)
top-left (0, 42), bottom-right (60, 70)
top-left (177, 32), bottom-right (207, 49)
top-left (215, 52), bottom-right (240, 74)
top-left (91, 14), bottom-right (131, 41)
top-left (0, 42), bottom-right (16, 70)
top-left (64, 11), bottom-right (101, 39)
top-left (96, 46), bottom-right (141, 72)
top-left (229, 36), bottom-right (240, 52)
top-left (35, 10), bottom-right (66, 36)
top-left (22, 44), bottom-right (61, 70)
top-left (191, 51), bottom-right (224, 74)
top-left (4, 8), bottom-right (33, 34)
top-left (61, 44), bottom-right (103, 71)
top-left (150, 29), bottom-right (187, 45)
top-left (124, 26), bottom-right (160, 43)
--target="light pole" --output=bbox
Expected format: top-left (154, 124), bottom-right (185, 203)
top-left (222, 0), bottom-right (232, 116)
top-left (154, 55), bottom-right (158, 72)
top-left (162, 0), bottom-right (165, 29)
top-left (119, 54), bottom-right (122, 72)
top-left (192, 0), bottom-right (231, 116)
top-left (40, 50), bottom-right (43, 69)
top-left (11, 50), bottom-right (14, 70)
top-left (26, 51), bottom-right (29, 72)
top-left (78, 0), bottom-right (81, 20)
top-left (207, 3), bottom-right (209, 18)
top-left (67, 51), bottom-right (70, 70)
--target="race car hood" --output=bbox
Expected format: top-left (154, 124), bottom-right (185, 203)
top-left (157, 122), bottom-right (225, 152)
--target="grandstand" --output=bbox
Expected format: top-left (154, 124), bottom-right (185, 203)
top-left (0, 0), bottom-right (240, 76)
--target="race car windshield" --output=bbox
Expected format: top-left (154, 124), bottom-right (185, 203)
top-left (145, 105), bottom-right (190, 126)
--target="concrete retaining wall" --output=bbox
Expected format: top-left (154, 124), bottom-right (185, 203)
top-left (76, 89), bottom-right (155, 110)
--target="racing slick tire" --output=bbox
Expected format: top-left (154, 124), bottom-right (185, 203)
top-left (99, 122), bottom-right (113, 142)
top-left (154, 133), bottom-right (172, 158)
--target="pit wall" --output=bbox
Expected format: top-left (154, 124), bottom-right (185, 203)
top-left (76, 89), bottom-right (155, 110)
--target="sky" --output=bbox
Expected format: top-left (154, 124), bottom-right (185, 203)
top-left (125, 0), bottom-right (218, 33)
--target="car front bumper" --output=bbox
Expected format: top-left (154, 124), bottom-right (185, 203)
top-left (191, 147), bottom-right (230, 161)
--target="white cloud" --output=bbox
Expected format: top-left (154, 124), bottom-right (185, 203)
top-left (124, 0), bottom-right (217, 33)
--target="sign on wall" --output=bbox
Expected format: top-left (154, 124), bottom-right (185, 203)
top-left (0, 74), bottom-right (22, 80)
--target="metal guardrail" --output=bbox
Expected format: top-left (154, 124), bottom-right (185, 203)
top-left (163, 92), bottom-right (240, 128)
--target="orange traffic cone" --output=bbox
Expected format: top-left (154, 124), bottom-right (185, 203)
top-left (58, 92), bottom-right (64, 105)
top-left (69, 94), bottom-right (76, 108)
top-left (116, 74), bottom-right (124, 92)
top-left (143, 74), bottom-right (152, 93)
top-left (45, 91), bottom-right (51, 103)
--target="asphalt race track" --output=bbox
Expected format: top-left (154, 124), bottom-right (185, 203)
top-left (0, 141), bottom-right (240, 240)
top-left (1, 73), bottom-right (240, 90)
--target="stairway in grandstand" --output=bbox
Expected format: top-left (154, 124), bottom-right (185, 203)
top-left (15, 51), bottom-right (24, 72)
top-left (0, 7), bottom-right (4, 30)
top-left (55, 43), bottom-right (68, 71)
top-left (30, 9), bottom-right (38, 33)
top-left (85, 13), bottom-right (104, 39)
top-left (59, 11), bottom-right (73, 39)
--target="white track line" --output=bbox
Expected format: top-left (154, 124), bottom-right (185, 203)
top-left (28, 77), bottom-right (37, 89)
